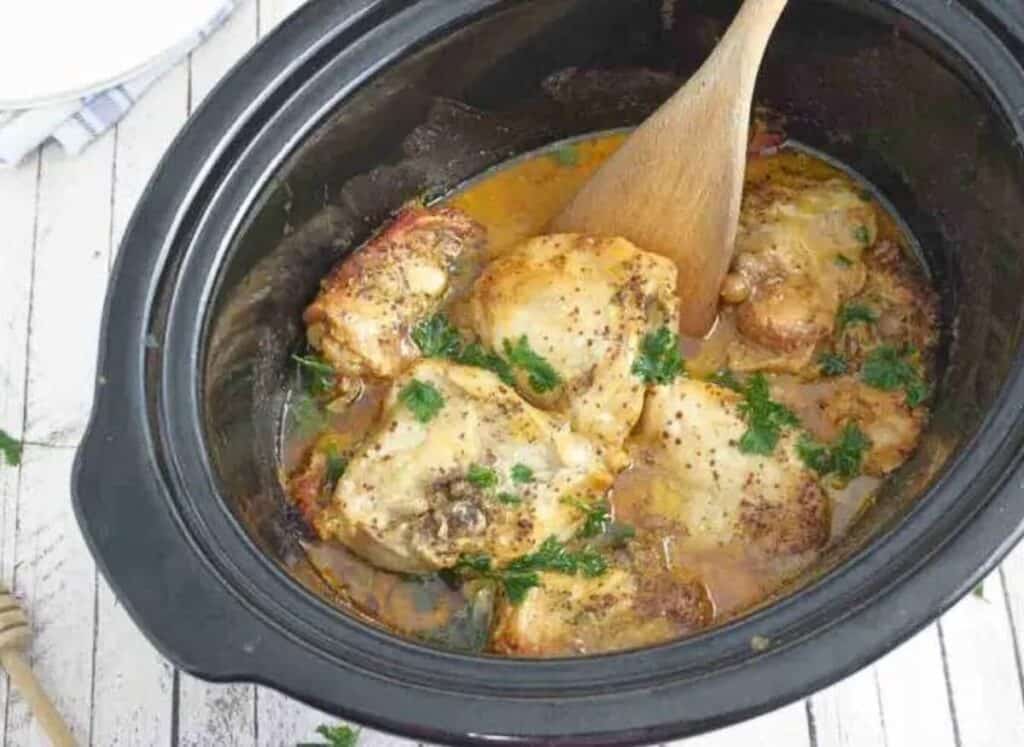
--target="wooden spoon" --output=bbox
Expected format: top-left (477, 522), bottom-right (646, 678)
top-left (552, 0), bottom-right (788, 337)
top-left (0, 586), bottom-right (76, 746)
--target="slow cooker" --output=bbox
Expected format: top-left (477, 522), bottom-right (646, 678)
top-left (73, 1), bottom-right (1024, 743)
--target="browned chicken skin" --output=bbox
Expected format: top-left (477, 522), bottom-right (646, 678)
top-left (304, 206), bottom-right (486, 385)
top-left (822, 377), bottom-right (927, 477)
top-left (835, 240), bottom-right (940, 365)
top-left (723, 176), bottom-right (875, 374)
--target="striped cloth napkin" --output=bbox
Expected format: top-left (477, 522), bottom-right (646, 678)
top-left (0, 0), bottom-right (236, 169)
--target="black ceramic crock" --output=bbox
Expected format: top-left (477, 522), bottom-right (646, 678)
top-left (72, 1), bottom-right (1024, 744)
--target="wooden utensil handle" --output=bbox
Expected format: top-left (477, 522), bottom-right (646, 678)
top-left (1, 649), bottom-right (76, 747)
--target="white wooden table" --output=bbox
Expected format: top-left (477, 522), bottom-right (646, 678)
top-left (2, 2), bottom-right (1024, 745)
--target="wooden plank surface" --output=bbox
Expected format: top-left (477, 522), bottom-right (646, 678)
top-left (5, 134), bottom-right (115, 747)
top-left (0, 1), bottom-right (1021, 745)
top-left (678, 702), bottom-right (811, 747)
top-left (0, 151), bottom-right (40, 747)
top-left (808, 666), bottom-right (886, 747)
top-left (874, 624), bottom-right (957, 747)
top-left (6, 446), bottom-right (96, 747)
top-left (942, 565), bottom-right (1024, 747)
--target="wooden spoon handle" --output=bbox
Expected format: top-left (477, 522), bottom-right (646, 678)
top-left (711, 0), bottom-right (788, 90)
top-left (1, 649), bottom-right (76, 747)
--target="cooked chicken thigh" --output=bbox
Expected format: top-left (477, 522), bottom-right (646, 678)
top-left (470, 234), bottom-right (678, 460)
top-left (835, 240), bottom-right (940, 365)
top-left (822, 377), bottom-right (926, 477)
top-left (630, 378), bottom-right (829, 556)
top-left (307, 359), bottom-right (614, 574)
top-left (723, 176), bottom-right (875, 374)
top-left (304, 206), bottom-right (485, 384)
top-left (492, 563), bottom-right (709, 657)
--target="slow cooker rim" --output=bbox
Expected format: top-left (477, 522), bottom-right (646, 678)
top-left (74, 0), bottom-right (1024, 743)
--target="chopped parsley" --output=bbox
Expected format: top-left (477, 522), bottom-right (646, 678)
top-left (632, 326), bottom-right (684, 385)
top-left (551, 143), bottom-right (580, 166)
top-left (412, 314), bottom-right (462, 358)
top-left (830, 423), bottom-right (871, 479)
top-left (449, 536), bottom-right (610, 605)
top-left (834, 254), bottom-right (854, 268)
top-left (737, 373), bottom-right (799, 456)
top-left (497, 492), bottom-right (522, 505)
top-left (457, 342), bottom-right (516, 386)
top-left (292, 353), bottom-right (335, 396)
top-left (853, 225), bottom-right (871, 246)
top-left (565, 497), bottom-right (612, 539)
top-left (399, 379), bottom-right (445, 423)
top-left (796, 435), bottom-right (832, 475)
top-left (505, 536), bottom-right (607, 578)
top-left (818, 352), bottom-right (849, 377)
top-left (453, 554), bottom-right (493, 574)
top-left (467, 464), bottom-right (499, 490)
top-left (510, 463), bottom-right (534, 484)
top-left (836, 302), bottom-right (877, 331)
top-left (0, 430), bottom-right (22, 467)
top-left (299, 724), bottom-right (360, 747)
top-left (501, 571), bottom-right (542, 604)
top-left (504, 336), bottom-right (562, 393)
top-left (323, 446), bottom-right (348, 485)
top-left (861, 345), bottom-right (928, 407)
top-left (708, 368), bottom-right (743, 392)
top-left (798, 423), bottom-right (871, 480)
top-left (411, 314), bottom-right (516, 385)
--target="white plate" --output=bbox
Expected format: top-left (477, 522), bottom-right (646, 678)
top-left (0, 0), bottom-right (228, 109)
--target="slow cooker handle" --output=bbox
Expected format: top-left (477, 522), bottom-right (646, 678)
top-left (72, 416), bottom-right (279, 682)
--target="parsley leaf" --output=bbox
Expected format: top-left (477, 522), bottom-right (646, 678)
top-left (830, 423), bottom-right (871, 479)
top-left (292, 354), bottom-right (335, 396)
top-left (501, 571), bottom-right (541, 604)
top-left (551, 144), bottom-right (580, 166)
top-left (299, 724), bottom-right (360, 747)
top-left (737, 374), bottom-right (799, 456)
top-left (411, 314), bottom-right (516, 385)
top-left (447, 536), bottom-right (613, 607)
top-left (505, 536), bottom-right (607, 578)
top-left (503, 336), bottom-right (562, 393)
top-left (632, 327), bottom-right (685, 385)
top-left (818, 352), bottom-right (849, 377)
top-left (861, 345), bottom-right (928, 406)
top-left (565, 497), bottom-right (611, 539)
top-left (454, 554), bottom-right (493, 573)
top-left (835, 254), bottom-right (854, 268)
top-left (510, 463), bottom-right (534, 484)
top-left (836, 303), bottom-right (877, 331)
top-left (457, 343), bottom-right (516, 386)
top-left (709, 369), bottom-right (743, 392)
top-left (797, 434), bottom-right (833, 474)
top-left (798, 424), bottom-right (870, 480)
top-left (497, 492), bottom-right (522, 505)
top-left (0, 430), bottom-right (22, 467)
top-left (905, 378), bottom-right (929, 408)
top-left (323, 446), bottom-right (348, 485)
top-left (853, 225), bottom-right (871, 246)
top-left (412, 314), bottom-right (463, 358)
top-left (467, 464), bottom-right (499, 489)
top-left (399, 379), bottom-right (445, 423)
